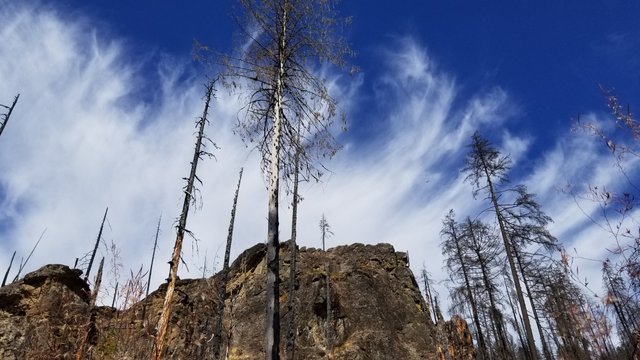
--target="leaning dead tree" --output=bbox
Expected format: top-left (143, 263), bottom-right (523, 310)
top-left (223, 0), bottom-right (352, 357)
top-left (85, 208), bottom-right (108, 282)
top-left (12, 228), bottom-right (46, 282)
top-left (141, 214), bottom-right (162, 326)
top-left (153, 81), bottom-right (216, 360)
top-left (0, 94), bottom-right (19, 139)
top-left (1, 251), bottom-right (16, 287)
top-left (213, 167), bottom-right (244, 359)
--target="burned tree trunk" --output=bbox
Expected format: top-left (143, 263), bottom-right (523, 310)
top-left (142, 214), bottom-right (161, 326)
top-left (213, 167), bottom-right (244, 359)
top-left (285, 147), bottom-right (300, 360)
top-left (1, 250), bottom-right (15, 287)
top-left (76, 257), bottom-right (104, 360)
top-left (153, 81), bottom-right (216, 360)
top-left (85, 208), bottom-right (108, 282)
top-left (0, 94), bottom-right (19, 139)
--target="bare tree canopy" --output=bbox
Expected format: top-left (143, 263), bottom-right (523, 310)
top-left (222, 1), bottom-right (353, 359)
top-left (224, 0), bottom-right (354, 185)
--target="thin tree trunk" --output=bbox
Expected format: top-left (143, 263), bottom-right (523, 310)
top-left (224, 168), bottom-right (243, 271)
top-left (422, 269), bottom-right (437, 324)
top-left (506, 280), bottom-right (527, 359)
top-left (478, 153), bottom-right (538, 360)
top-left (111, 282), bottom-right (118, 308)
top-left (76, 257), bottom-right (104, 360)
top-left (142, 214), bottom-right (161, 326)
top-left (513, 249), bottom-right (552, 360)
top-left (451, 221), bottom-right (488, 359)
top-left (1, 251), bottom-right (15, 287)
top-left (13, 228), bottom-right (46, 282)
top-left (214, 167), bottom-right (244, 359)
top-left (153, 82), bottom-right (215, 360)
top-left (0, 94), bottom-right (19, 138)
top-left (265, 2), bottom-right (288, 359)
top-left (605, 270), bottom-right (634, 346)
top-left (86, 208), bottom-right (108, 281)
top-left (286, 147), bottom-right (300, 360)
top-left (322, 236), bottom-right (333, 354)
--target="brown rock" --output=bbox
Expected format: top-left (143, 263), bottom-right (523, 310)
top-left (0, 264), bottom-right (90, 360)
top-left (0, 243), bottom-right (442, 359)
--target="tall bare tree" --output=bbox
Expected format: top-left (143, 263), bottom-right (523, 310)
top-left (153, 81), bottom-right (217, 360)
top-left (440, 210), bottom-right (488, 359)
top-left (213, 167), bottom-right (244, 359)
top-left (224, 1), bottom-right (352, 358)
top-left (463, 131), bottom-right (538, 359)
top-left (286, 134), bottom-right (301, 360)
top-left (463, 217), bottom-right (510, 358)
top-left (85, 208), bottom-right (108, 282)
top-left (319, 214), bottom-right (333, 353)
top-left (0, 94), bottom-right (19, 139)
top-left (142, 214), bottom-right (162, 326)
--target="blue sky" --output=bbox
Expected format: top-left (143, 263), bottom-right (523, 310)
top-left (0, 0), bottom-right (638, 315)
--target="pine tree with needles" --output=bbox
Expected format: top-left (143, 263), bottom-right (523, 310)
top-left (222, 1), bottom-right (353, 358)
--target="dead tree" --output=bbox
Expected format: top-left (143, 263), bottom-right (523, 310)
top-left (319, 215), bottom-right (333, 353)
top-left (0, 94), bottom-right (19, 138)
top-left (223, 0), bottom-right (352, 356)
top-left (440, 210), bottom-right (488, 359)
top-left (1, 251), bottom-right (16, 287)
top-left (213, 167), bottom-right (244, 359)
top-left (13, 228), bottom-right (46, 282)
top-left (463, 132), bottom-right (539, 359)
top-left (76, 257), bottom-right (104, 360)
top-left (85, 208), bottom-right (108, 281)
top-left (285, 142), bottom-right (301, 360)
top-left (141, 214), bottom-right (161, 326)
top-left (153, 81), bottom-right (216, 360)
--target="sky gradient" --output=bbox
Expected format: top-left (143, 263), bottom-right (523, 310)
top-left (1, 1), bottom-right (639, 311)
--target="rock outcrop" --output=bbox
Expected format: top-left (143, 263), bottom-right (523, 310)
top-left (0, 243), bottom-right (444, 359)
top-left (0, 264), bottom-right (90, 359)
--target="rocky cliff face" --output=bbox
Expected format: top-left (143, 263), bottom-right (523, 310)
top-left (0, 242), bottom-right (451, 359)
top-left (0, 264), bottom-right (90, 359)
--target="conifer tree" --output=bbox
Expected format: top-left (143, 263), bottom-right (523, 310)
top-left (463, 131), bottom-right (538, 359)
top-left (224, 1), bottom-right (352, 357)
top-left (463, 217), bottom-right (510, 358)
top-left (153, 81), bottom-right (216, 360)
top-left (440, 210), bottom-right (488, 359)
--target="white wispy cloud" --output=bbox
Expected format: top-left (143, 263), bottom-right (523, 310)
top-left (0, 3), bottom-right (631, 317)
